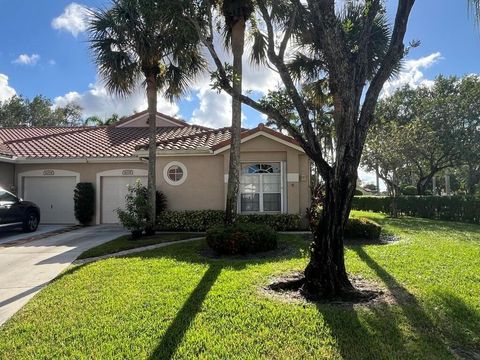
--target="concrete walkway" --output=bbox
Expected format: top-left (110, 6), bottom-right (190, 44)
top-left (0, 225), bottom-right (128, 327)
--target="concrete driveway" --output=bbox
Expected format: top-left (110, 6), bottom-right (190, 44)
top-left (0, 225), bottom-right (128, 327)
top-left (0, 225), bottom-right (68, 245)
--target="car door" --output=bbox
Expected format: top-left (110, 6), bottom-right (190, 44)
top-left (0, 190), bottom-right (22, 225)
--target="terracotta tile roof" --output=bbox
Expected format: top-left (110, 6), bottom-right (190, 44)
top-left (0, 123), bottom-right (301, 159)
top-left (0, 125), bottom-right (207, 159)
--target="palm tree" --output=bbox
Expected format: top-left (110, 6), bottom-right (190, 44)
top-left (221, 0), bottom-right (254, 224)
top-left (84, 114), bottom-right (120, 126)
top-left (89, 0), bottom-right (204, 231)
top-left (469, 0), bottom-right (480, 20)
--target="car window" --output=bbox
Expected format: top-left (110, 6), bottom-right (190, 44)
top-left (0, 190), bottom-right (18, 203)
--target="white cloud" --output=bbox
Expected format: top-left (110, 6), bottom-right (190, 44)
top-left (382, 52), bottom-right (442, 97)
top-left (191, 84), bottom-right (232, 128)
top-left (52, 3), bottom-right (90, 37)
top-left (0, 74), bottom-right (16, 102)
top-left (12, 54), bottom-right (40, 66)
top-left (188, 28), bottom-right (279, 128)
top-left (54, 80), bottom-right (179, 119)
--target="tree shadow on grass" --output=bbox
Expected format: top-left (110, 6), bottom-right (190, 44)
top-left (316, 246), bottom-right (453, 359)
top-left (148, 265), bottom-right (222, 360)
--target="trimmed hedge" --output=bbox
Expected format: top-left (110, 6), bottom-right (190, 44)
top-left (156, 210), bottom-right (306, 232)
top-left (206, 223), bottom-right (278, 255)
top-left (74, 182), bottom-right (95, 225)
top-left (352, 196), bottom-right (480, 224)
top-left (344, 218), bottom-right (382, 240)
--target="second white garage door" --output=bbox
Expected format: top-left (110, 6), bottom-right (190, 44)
top-left (101, 176), bottom-right (147, 224)
top-left (23, 176), bottom-right (77, 224)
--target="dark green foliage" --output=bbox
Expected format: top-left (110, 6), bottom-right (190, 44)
top-left (155, 191), bottom-right (168, 215)
top-left (401, 185), bottom-right (417, 196)
top-left (0, 95), bottom-right (82, 127)
top-left (156, 210), bottom-right (306, 231)
top-left (352, 196), bottom-right (480, 224)
top-left (344, 218), bottom-right (382, 240)
top-left (355, 189), bottom-right (364, 196)
top-left (206, 223), bottom-right (278, 255)
top-left (73, 183), bottom-right (95, 225)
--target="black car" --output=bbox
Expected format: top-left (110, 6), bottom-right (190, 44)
top-left (0, 188), bottom-right (40, 232)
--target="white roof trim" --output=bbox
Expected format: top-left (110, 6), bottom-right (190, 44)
top-left (10, 157), bottom-right (143, 164)
top-left (213, 131), bottom-right (304, 154)
top-left (116, 113), bottom-right (182, 128)
top-left (135, 148), bottom-right (213, 157)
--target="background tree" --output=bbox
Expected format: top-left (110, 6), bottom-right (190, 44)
top-left (364, 76), bottom-right (476, 195)
top-left (84, 113), bottom-right (120, 126)
top-left (187, 0), bottom-right (416, 299)
top-left (89, 0), bottom-right (204, 232)
top-left (0, 95), bottom-right (82, 127)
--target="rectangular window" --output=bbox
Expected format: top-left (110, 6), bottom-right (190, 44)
top-left (241, 194), bottom-right (260, 212)
top-left (239, 162), bottom-right (283, 213)
top-left (263, 193), bottom-right (281, 212)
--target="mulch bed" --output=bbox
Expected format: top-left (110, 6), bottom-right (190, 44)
top-left (261, 271), bottom-right (397, 307)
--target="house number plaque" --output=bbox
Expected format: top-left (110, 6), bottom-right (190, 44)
top-left (43, 169), bottom-right (55, 176)
top-left (122, 170), bottom-right (134, 176)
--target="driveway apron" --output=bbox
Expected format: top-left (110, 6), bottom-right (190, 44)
top-left (0, 225), bottom-right (128, 327)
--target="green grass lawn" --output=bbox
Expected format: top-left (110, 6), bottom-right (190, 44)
top-left (77, 232), bottom-right (201, 259)
top-left (1, 212), bottom-right (479, 359)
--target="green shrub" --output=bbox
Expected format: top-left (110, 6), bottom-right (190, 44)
top-left (206, 223), bottom-right (278, 255)
top-left (344, 218), bottom-right (382, 240)
top-left (156, 210), bottom-right (306, 231)
top-left (74, 182), bottom-right (95, 225)
top-left (117, 180), bottom-right (149, 238)
top-left (237, 213), bottom-right (305, 231)
top-left (402, 185), bottom-right (417, 196)
top-left (355, 189), bottom-right (364, 196)
top-left (352, 195), bottom-right (480, 224)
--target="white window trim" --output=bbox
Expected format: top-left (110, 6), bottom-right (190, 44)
top-left (163, 161), bottom-right (188, 186)
top-left (238, 161), bottom-right (286, 214)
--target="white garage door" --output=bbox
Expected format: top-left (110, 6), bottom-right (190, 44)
top-left (101, 176), bottom-right (147, 224)
top-left (23, 176), bottom-right (77, 224)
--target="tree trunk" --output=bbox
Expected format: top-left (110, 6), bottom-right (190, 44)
top-left (301, 165), bottom-right (357, 299)
top-left (146, 75), bottom-right (157, 234)
top-left (225, 19), bottom-right (245, 225)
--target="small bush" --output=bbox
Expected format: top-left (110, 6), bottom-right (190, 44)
top-left (206, 223), bottom-right (278, 255)
top-left (74, 182), bottom-right (95, 225)
top-left (355, 189), bottom-right (364, 196)
top-left (344, 218), bottom-right (382, 240)
top-left (402, 185), bottom-right (417, 196)
top-left (156, 210), bottom-right (306, 232)
top-left (117, 180), bottom-right (149, 238)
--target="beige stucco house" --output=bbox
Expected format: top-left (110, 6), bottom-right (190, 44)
top-left (0, 111), bottom-right (311, 224)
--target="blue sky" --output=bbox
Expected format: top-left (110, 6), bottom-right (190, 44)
top-left (0, 1), bottom-right (479, 186)
top-left (1, 0), bottom-right (479, 128)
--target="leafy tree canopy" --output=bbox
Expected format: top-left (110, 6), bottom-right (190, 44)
top-left (0, 95), bottom-right (82, 127)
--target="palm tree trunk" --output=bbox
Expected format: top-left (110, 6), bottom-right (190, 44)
top-left (146, 75), bottom-right (157, 234)
top-left (225, 19), bottom-right (245, 225)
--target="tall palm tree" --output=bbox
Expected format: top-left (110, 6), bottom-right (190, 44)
top-left (89, 0), bottom-right (204, 231)
top-left (222, 0), bottom-right (254, 224)
top-left (469, 0), bottom-right (480, 20)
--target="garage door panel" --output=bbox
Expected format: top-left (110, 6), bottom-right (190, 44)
top-left (101, 176), bottom-right (147, 224)
top-left (23, 176), bottom-right (76, 224)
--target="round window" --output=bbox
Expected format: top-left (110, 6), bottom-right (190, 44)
top-left (167, 165), bottom-right (183, 182)
top-left (163, 161), bottom-right (187, 185)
